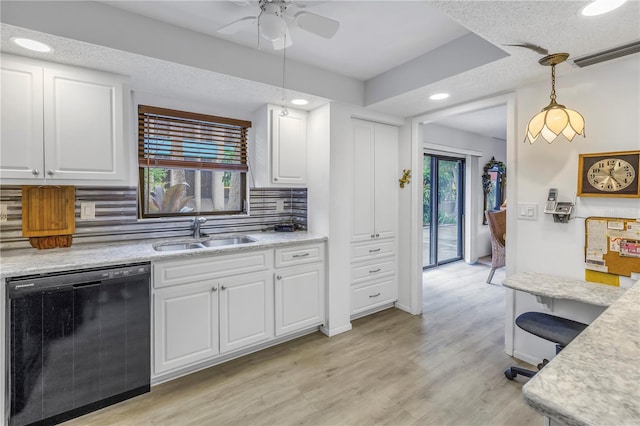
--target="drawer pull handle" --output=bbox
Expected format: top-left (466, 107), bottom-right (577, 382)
top-left (369, 248), bottom-right (381, 253)
top-left (293, 253), bottom-right (310, 258)
top-left (369, 268), bottom-right (381, 274)
top-left (369, 292), bottom-right (381, 298)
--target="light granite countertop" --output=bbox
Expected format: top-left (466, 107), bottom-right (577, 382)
top-left (503, 272), bottom-right (627, 307)
top-left (0, 232), bottom-right (327, 279)
top-left (522, 281), bottom-right (640, 426)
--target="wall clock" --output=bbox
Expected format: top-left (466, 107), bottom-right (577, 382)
top-left (577, 150), bottom-right (640, 197)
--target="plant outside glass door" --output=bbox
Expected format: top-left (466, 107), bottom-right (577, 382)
top-left (423, 155), bottom-right (464, 268)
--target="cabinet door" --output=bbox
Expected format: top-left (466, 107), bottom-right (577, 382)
top-left (373, 123), bottom-right (398, 239)
top-left (0, 58), bottom-right (44, 180)
top-left (43, 67), bottom-right (124, 181)
top-left (275, 263), bottom-right (325, 336)
top-left (219, 271), bottom-right (273, 353)
top-left (351, 119), bottom-right (375, 242)
top-left (271, 107), bottom-right (307, 185)
top-left (153, 281), bottom-right (219, 375)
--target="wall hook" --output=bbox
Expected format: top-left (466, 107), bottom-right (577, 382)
top-left (399, 169), bottom-right (411, 188)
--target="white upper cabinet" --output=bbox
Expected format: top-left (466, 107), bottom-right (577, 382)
top-left (271, 106), bottom-right (307, 185)
top-left (250, 104), bottom-right (308, 187)
top-left (0, 57), bottom-right (44, 180)
top-left (0, 54), bottom-right (129, 185)
top-left (350, 118), bottom-right (398, 242)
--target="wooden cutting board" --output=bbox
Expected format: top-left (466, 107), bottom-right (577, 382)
top-left (22, 185), bottom-right (76, 239)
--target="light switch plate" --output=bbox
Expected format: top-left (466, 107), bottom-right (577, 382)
top-left (0, 203), bottom-right (7, 223)
top-left (516, 202), bottom-right (538, 221)
top-left (275, 199), bottom-right (285, 213)
top-left (80, 202), bottom-right (95, 220)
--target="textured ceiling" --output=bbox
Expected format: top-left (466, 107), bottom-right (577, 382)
top-left (1, 0), bottom-right (639, 135)
top-left (104, 0), bottom-right (471, 81)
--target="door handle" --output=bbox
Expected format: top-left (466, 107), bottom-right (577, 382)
top-left (369, 248), bottom-right (381, 253)
top-left (369, 268), bottom-right (381, 274)
top-left (369, 293), bottom-right (381, 298)
top-left (221, 286), bottom-right (227, 290)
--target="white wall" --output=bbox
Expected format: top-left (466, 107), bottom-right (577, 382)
top-left (509, 55), bottom-right (640, 363)
top-left (315, 102), bottom-right (404, 335)
top-left (422, 123), bottom-right (506, 258)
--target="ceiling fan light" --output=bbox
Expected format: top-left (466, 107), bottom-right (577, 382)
top-left (259, 12), bottom-right (285, 41)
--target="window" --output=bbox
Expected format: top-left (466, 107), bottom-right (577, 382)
top-left (138, 105), bottom-right (251, 218)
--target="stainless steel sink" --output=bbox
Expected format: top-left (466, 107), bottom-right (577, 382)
top-left (201, 236), bottom-right (256, 247)
top-left (153, 236), bottom-right (256, 251)
top-left (154, 242), bottom-right (205, 251)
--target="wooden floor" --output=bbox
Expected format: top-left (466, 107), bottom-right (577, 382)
top-left (65, 261), bottom-right (540, 426)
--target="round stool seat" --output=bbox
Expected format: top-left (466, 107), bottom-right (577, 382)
top-left (515, 312), bottom-right (588, 347)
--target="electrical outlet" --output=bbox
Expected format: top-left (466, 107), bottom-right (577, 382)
top-left (275, 199), bottom-right (285, 213)
top-left (80, 202), bottom-right (95, 220)
top-left (0, 203), bottom-right (7, 223)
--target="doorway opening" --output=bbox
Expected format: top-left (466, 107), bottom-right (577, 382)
top-left (423, 154), bottom-right (465, 269)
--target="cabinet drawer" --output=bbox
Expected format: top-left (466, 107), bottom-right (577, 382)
top-left (351, 257), bottom-right (395, 284)
top-left (275, 243), bottom-right (324, 268)
top-left (351, 279), bottom-right (396, 315)
top-left (154, 250), bottom-right (272, 288)
top-left (351, 240), bottom-right (394, 262)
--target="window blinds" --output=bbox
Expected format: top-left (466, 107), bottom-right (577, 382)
top-left (138, 105), bottom-right (251, 172)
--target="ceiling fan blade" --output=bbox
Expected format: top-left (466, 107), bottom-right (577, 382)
top-left (503, 43), bottom-right (549, 55)
top-left (294, 10), bottom-right (339, 39)
top-left (217, 16), bottom-right (257, 34)
top-left (272, 26), bottom-right (293, 50)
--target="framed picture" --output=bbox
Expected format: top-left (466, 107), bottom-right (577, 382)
top-left (577, 150), bottom-right (640, 197)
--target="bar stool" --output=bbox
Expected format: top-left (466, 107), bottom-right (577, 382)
top-left (505, 312), bottom-right (588, 380)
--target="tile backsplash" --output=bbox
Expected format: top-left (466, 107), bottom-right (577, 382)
top-left (0, 186), bottom-right (307, 250)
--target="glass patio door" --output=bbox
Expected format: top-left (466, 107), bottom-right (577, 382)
top-left (423, 154), bottom-right (464, 268)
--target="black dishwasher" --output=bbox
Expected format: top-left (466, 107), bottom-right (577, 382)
top-left (6, 262), bottom-right (151, 426)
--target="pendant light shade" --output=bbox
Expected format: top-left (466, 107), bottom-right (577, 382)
top-left (525, 53), bottom-right (586, 144)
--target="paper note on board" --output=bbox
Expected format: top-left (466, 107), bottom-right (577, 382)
top-left (608, 220), bottom-right (625, 230)
top-left (587, 219), bottom-right (608, 251)
top-left (610, 237), bottom-right (621, 252)
top-left (620, 239), bottom-right (640, 258)
top-left (585, 262), bottom-right (608, 273)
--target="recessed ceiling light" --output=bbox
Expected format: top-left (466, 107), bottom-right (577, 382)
top-left (581, 0), bottom-right (627, 16)
top-left (11, 37), bottom-right (52, 53)
top-left (429, 93), bottom-right (450, 101)
top-left (291, 99), bottom-right (309, 106)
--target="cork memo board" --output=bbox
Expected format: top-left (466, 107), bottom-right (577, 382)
top-left (585, 217), bottom-right (640, 278)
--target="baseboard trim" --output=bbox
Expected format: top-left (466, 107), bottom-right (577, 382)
top-left (394, 302), bottom-right (413, 314)
top-left (350, 303), bottom-right (395, 320)
top-left (320, 323), bottom-right (352, 337)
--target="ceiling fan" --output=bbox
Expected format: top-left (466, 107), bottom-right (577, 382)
top-left (217, 0), bottom-right (340, 50)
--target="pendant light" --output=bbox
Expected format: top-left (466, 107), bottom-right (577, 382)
top-left (525, 53), bottom-right (585, 144)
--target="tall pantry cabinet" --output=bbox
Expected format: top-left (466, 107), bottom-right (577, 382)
top-left (349, 118), bottom-right (398, 317)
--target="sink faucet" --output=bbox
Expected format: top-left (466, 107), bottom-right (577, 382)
top-left (191, 217), bottom-right (207, 239)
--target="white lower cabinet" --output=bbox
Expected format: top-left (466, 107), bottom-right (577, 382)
top-left (351, 278), bottom-right (396, 315)
top-left (152, 243), bottom-right (325, 379)
top-left (219, 271), bottom-right (274, 353)
top-left (275, 263), bottom-right (325, 336)
top-left (153, 280), bottom-right (219, 375)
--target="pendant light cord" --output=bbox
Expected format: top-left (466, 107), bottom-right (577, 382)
top-left (281, 31), bottom-right (289, 116)
top-left (549, 64), bottom-right (557, 105)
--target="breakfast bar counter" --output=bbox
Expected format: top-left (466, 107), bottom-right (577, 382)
top-left (508, 276), bottom-right (640, 426)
